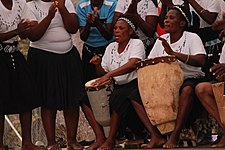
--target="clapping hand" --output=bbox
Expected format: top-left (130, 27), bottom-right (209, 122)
top-left (159, 37), bottom-right (174, 55)
top-left (48, 2), bottom-right (57, 19)
top-left (86, 7), bottom-right (99, 26)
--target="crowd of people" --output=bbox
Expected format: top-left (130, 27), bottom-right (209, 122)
top-left (0, 0), bottom-right (225, 150)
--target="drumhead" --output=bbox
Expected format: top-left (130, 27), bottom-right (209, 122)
top-left (85, 78), bottom-right (112, 91)
top-left (136, 56), bottom-right (177, 70)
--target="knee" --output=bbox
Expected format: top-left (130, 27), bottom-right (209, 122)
top-left (195, 82), bottom-right (212, 97)
top-left (181, 86), bottom-right (194, 97)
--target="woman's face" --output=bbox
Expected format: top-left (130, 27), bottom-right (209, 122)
top-left (90, 0), bottom-right (103, 9)
top-left (114, 20), bottom-right (133, 43)
top-left (164, 9), bottom-right (184, 33)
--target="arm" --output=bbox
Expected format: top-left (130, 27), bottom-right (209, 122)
top-left (93, 18), bottom-right (113, 40)
top-left (125, 0), bottom-right (158, 37)
top-left (185, 0), bottom-right (218, 25)
top-left (28, 3), bottom-right (57, 41)
top-left (56, 0), bottom-right (79, 34)
top-left (158, 0), bottom-right (174, 28)
top-left (111, 12), bottom-right (123, 31)
top-left (0, 20), bottom-right (32, 42)
top-left (134, 14), bottom-right (158, 38)
top-left (159, 37), bottom-right (206, 67)
top-left (94, 58), bottom-right (140, 86)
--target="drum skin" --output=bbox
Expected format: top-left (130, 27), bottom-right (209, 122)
top-left (137, 56), bottom-right (184, 134)
top-left (85, 78), bottom-right (113, 126)
top-left (212, 82), bottom-right (225, 125)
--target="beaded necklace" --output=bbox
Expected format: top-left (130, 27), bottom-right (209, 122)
top-left (0, 0), bottom-right (22, 31)
top-left (110, 40), bottom-right (131, 67)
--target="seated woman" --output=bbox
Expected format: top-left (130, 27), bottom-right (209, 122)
top-left (89, 15), bottom-right (166, 150)
top-left (195, 19), bottom-right (225, 148)
top-left (148, 5), bottom-right (206, 148)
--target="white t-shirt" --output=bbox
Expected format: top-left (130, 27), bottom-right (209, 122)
top-left (101, 39), bottom-right (145, 85)
top-left (219, 44), bottom-right (225, 63)
top-left (0, 0), bottom-right (36, 43)
top-left (115, 0), bottom-right (158, 41)
top-left (190, 0), bottom-right (222, 28)
top-left (28, 0), bottom-right (76, 54)
top-left (148, 31), bottom-right (206, 79)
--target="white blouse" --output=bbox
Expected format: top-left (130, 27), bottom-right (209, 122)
top-left (28, 0), bottom-right (76, 54)
top-left (101, 39), bottom-right (145, 85)
top-left (0, 0), bottom-right (36, 43)
top-left (148, 31), bottom-right (206, 79)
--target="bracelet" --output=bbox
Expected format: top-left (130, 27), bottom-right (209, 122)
top-left (185, 54), bottom-right (190, 64)
top-left (200, 9), bottom-right (205, 14)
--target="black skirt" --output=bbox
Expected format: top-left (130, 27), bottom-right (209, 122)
top-left (109, 79), bottom-right (142, 117)
top-left (0, 50), bottom-right (40, 114)
top-left (27, 46), bottom-right (86, 110)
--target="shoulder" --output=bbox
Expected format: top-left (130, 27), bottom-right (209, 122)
top-left (130, 39), bottom-right (144, 45)
top-left (77, 0), bottom-right (90, 9)
top-left (17, 0), bottom-right (27, 7)
top-left (27, 1), bottom-right (35, 7)
top-left (185, 31), bottom-right (202, 41)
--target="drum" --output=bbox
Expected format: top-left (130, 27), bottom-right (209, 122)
top-left (85, 78), bottom-right (113, 127)
top-left (212, 82), bottom-right (225, 125)
top-left (137, 56), bottom-right (184, 134)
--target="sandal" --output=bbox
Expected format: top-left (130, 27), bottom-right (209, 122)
top-left (46, 143), bottom-right (62, 150)
top-left (67, 142), bottom-right (83, 150)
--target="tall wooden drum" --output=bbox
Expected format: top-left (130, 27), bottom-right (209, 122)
top-left (212, 82), bottom-right (225, 125)
top-left (137, 56), bottom-right (184, 134)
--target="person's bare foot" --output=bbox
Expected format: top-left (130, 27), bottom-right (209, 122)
top-left (86, 138), bottom-right (106, 150)
top-left (211, 134), bottom-right (225, 148)
top-left (67, 142), bottom-right (83, 150)
top-left (141, 136), bottom-right (166, 149)
top-left (97, 139), bottom-right (114, 150)
top-left (163, 133), bottom-right (178, 149)
top-left (22, 144), bottom-right (46, 150)
top-left (46, 143), bottom-right (61, 150)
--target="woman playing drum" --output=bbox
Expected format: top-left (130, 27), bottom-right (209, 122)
top-left (194, 19), bottom-right (225, 148)
top-left (148, 5), bottom-right (206, 148)
top-left (90, 15), bottom-right (167, 149)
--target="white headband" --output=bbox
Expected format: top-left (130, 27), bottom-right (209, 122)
top-left (173, 6), bottom-right (190, 27)
top-left (118, 17), bottom-right (136, 31)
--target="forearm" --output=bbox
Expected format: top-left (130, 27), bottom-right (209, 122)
top-left (174, 52), bottom-right (206, 67)
top-left (59, 7), bottom-right (79, 33)
top-left (134, 13), bottom-right (158, 37)
top-left (107, 61), bottom-right (138, 78)
top-left (80, 26), bottom-right (91, 41)
top-left (0, 29), bottom-right (19, 42)
top-left (28, 16), bottom-right (52, 41)
top-left (95, 64), bottom-right (107, 77)
top-left (95, 22), bottom-right (113, 40)
top-left (189, 0), bottom-right (217, 25)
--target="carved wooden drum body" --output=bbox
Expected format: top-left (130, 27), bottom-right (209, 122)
top-left (212, 82), bottom-right (225, 125)
top-left (137, 56), bottom-right (184, 134)
top-left (85, 79), bottom-right (113, 127)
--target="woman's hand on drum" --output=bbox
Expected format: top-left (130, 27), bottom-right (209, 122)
top-left (210, 63), bottom-right (225, 81)
top-left (159, 37), bottom-right (175, 55)
top-left (90, 55), bottom-right (102, 65)
top-left (91, 74), bottom-right (111, 87)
